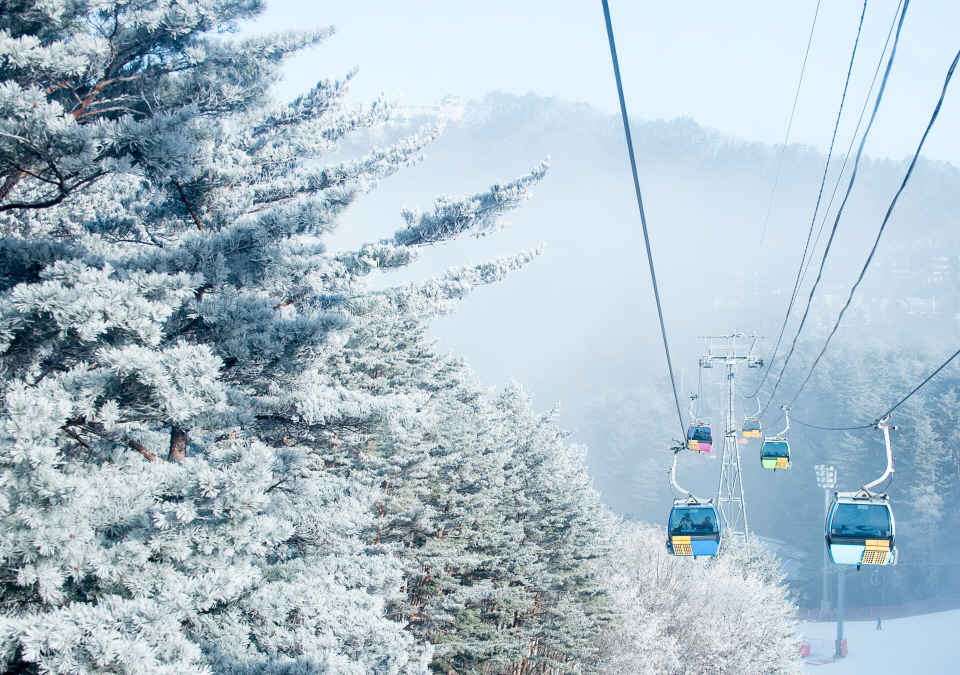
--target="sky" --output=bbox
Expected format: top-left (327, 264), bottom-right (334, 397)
top-left (249, 0), bottom-right (960, 167)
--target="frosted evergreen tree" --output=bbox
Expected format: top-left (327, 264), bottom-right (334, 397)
top-left (0, 0), bottom-right (331, 221)
top-left (288, 250), bottom-right (615, 673)
top-left (580, 382), bottom-right (676, 518)
top-left (0, 1), bottom-right (569, 673)
top-left (359, 379), bottom-right (613, 674)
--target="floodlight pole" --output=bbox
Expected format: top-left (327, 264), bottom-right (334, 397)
top-left (835, 569), bottom-right (846, 658)
top-left (815, 464), bottom-right (837, 621)
top-left (824, 487), bottom-right (830, 616)
top-left (699, 334), bottom-right (762, 543)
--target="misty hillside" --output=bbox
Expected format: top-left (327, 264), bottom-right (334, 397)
top-left (337, 91), bottom-right (960, 413)
top-left (334, 92), bottom-right (960, 611)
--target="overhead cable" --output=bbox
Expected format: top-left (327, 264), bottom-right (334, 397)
top-left (601, 0), bottom-right (687, 441)
top-left (774, 345), bottom-right (960, 431)
top-left (744, 0), bottom-right (869, 400)
top-left (760, 0), bottom-right (911, 414)
top-left (879, 346), bottom-right (960, 419)
top-left (747, 0), bottom-right (822, 282)
top-left (797, 0), bottom-right (904, 294)
top-left (787, 44), bottom-right (960, 406)
top-left (790, 416), bottom-right (872, 431)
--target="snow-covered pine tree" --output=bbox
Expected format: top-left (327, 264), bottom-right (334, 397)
top-left (0, 0), bottom-right (333, 222)
top-left (356, 377), bottom-right (614, 675)
top-left (290, 249), bottom-right (616, 673)
top-left (0, 1), bottom-right (572, 673)
top-left (580, 383), bottom-right (676, 517)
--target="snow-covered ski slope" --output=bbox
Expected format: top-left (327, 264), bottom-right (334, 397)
top-left (800, 609), bottom-right (960, 673)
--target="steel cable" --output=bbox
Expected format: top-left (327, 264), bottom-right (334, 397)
top-left (747, 0), bottom-right (823, 283)
top-left (786, 45), bottom-right (960, 407)
top-left (797, 0), bottom-right (904, 294)
top-left (601, 0), bottom-right (687, 441)
top-left (743, 0), bottom-right (869, 401)
top-left (772, 344), bottom-right (960, 431)
top-left (760, 0), bottom-right (911, 415)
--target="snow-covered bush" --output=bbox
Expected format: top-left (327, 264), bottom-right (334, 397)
top-left (594, 521), bottom-right (801, 675)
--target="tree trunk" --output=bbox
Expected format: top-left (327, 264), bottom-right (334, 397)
top-left (168, 426), bottom-right (189, 462)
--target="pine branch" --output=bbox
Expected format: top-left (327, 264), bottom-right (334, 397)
top-left (61, 426), bottom-right (92, 451)
top-left (0, 188), bottom-right (68, 212)
top-left (0, 170), bottom-right (105, 212)
top-left (254, 413), bottom-right (370, 434)
top-left (172, 178), bottom-right (204, 230)
top-left (31, 364), bottom-right (66, 387)
top-left (64, 420), bottom-right (157, 461)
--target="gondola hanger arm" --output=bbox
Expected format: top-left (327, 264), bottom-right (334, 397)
top-left (863, 417), bottom-right (896, 491)
top-left (669, 446), bottom-right (692, 497)
top-left (776, 405), bottom-right (790, 437)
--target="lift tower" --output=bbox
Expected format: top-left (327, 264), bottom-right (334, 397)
top-left (699, 334), bottom-right (763, 541)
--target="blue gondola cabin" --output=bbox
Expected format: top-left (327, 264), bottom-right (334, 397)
top-left (826, 492), bottom-right (897, 566)
top-left (666, 502), bottom-right (721, 557)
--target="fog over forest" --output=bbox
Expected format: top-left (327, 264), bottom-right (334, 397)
top-left (334, 92), bottom-right (960, 611)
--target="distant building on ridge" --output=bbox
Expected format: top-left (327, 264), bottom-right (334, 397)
top-left (396, 95), bottom-right (463, 121)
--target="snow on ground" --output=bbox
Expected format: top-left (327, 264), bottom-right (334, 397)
top-left (798, 609), bottom-right (960, 673)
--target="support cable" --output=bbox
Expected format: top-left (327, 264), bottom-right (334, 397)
top-left (789, 416), bottom-right (873, 431)
top-left (878, 345), bottom-right (960, 419)
top-left (760, 0), bottom-right (911, 414)
top-left (786, 44), bottom-right (960, 407)
top-left (790, 417), bottom-right (873, 431)
top-left (601, 0), bottom-right (686, 441)
top-left (745, 0), bottom-right (903, 404)
top-left (748, 0), bottom-right (822, 281)
top-left (743, 0), bottom-right (869, 400)
top-left (797, 1), bottom-right (904, 294)
top-left (772, 344), bottom-right (960, 431)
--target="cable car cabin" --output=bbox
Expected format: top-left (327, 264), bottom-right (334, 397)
top-left (742, 418), bottom-right (762, 438)
top-left (826, 492), bottom-right (897, 566)
top-left (666, 501), bottom-right (721, 557)
top-left (760, 438), bottom-right (790, 469)
top-left (686, 424), bottom-right (713, 453)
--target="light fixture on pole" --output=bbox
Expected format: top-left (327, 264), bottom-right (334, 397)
top-left (815, 464), bottom-right (837, 489)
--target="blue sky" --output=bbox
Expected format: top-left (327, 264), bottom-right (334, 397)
top-left (248, 0), bottom-right (960, 165)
